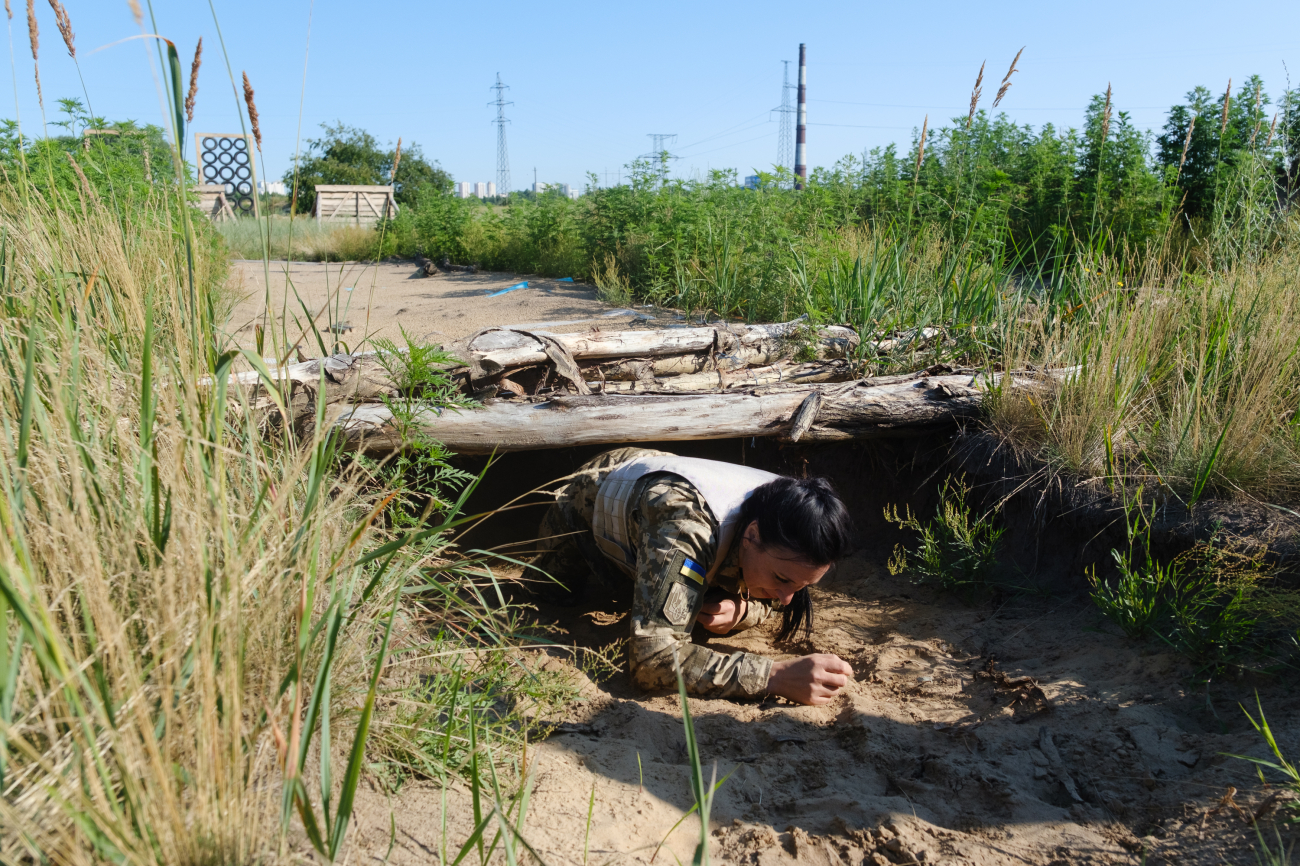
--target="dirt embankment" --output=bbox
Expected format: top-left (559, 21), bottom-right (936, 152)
top-left (342, 437), bottom-right (1300, 866)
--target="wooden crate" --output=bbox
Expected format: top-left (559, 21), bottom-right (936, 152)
top-left (314, 185), bottom-right (398, 226)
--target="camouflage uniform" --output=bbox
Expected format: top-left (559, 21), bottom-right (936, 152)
top-left (534, 448), bottom-right (775, 699)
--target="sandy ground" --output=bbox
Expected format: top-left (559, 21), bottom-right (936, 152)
top-left (237, 267), bottom-right (1300, 866)
top-left (347, 556), bottom-right (1300, 866)
top-left (220, 260), bottom-right (654, 353)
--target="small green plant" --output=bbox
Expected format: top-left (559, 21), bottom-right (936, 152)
top-left (364, 328), bottom-right (478, 528)
top-left (884, 475), bottom-right (1005, 594)
top-left (1088, 488), bottom-right (1174, 638)
top-left (1227, 697), bottom-right (1300, 864)
top-left (1089, 491), bottom-right (1280, 666)
top-left (1164, 537), bottom-right (1270, 666)
top-left (651, 648), bottom-right (733, 866)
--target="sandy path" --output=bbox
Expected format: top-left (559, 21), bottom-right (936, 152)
top-left (220, 260), bottom-right (654, 353)
top-left (347, 554), bottom-right (1300, 866)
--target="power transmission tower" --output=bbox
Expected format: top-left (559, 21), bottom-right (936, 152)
top-left (640, 133), bottom-right (677, 185)
top-left (772, 61), bottom-right (796, 186)
top-left (490, 74), bottom-right (512, 197)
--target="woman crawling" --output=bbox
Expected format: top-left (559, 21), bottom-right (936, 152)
top-left (532, 447), bottom-right (855, 706)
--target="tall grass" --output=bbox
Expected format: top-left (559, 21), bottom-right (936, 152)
top-left (0, 106), bottom-right (566, 866)
top-left (218, 215), bottom-right (384, 262)
top-left (989, 219), bottom-right (1300, 503)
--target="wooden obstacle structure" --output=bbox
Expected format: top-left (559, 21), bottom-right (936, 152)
top-left (191, 184), bottom-right (237, 222)
top-left (313, 185), bottom-right (398, 227)
top-left (224, 318), bottom-right (1069, 455)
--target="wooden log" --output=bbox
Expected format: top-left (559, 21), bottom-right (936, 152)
top-left (325, 372), bottom-right (1049, 455)
top-left (460, 320), bottom-right (859, 377)
top-left (228, 353), bottom-right (402, 418)
top-left (588, 359), bottom-right (853, 393)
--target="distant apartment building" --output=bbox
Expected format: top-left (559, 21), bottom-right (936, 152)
top-left (456, 181), bottom-right (498, 198)
top-left (258, 181), bottom-right (288, 195)
top-left (743, 175), bottom-right (761, 190)
top-left (530, 182), bottom-right (580, 199)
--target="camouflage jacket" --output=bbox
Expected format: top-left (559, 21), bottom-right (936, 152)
top-left (620, 469), bottom-right (776, 700)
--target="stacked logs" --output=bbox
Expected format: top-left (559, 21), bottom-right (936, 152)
top-left (231, 320), bottom-right (1050, 454)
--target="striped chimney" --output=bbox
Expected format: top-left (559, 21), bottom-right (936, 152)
top-left (795, 43), bottom-right (807, 190)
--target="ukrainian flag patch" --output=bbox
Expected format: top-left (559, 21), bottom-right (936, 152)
top-left (679, 557), bottom-right (705, 584)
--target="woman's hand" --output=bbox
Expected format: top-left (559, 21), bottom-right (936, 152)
top-left (766, 654), bottom-right (853, 705)
top-left (696, 594), bottom-right (746, 634)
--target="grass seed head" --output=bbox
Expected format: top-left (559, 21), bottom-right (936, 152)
top-left (1249, 83), bottom-right (1263, 147)
top-left (127, 0), bottom-right (141, 26)
top-left (392, 136), bottom-right (401, 182)
top-left (1265, 112), bottom-right (1278, 149)
top-left (26, 0), bottom-right (40, 107)
top-left (185, 37), bottom-right (201, 124)
top-left (1100, 83), bottom-right (1113, 145)
top-left (1221, 78), bottom-right (1232, 135)
top-left (242, 71), bottom-right (261, 151)
top-left (1178, 115), bottom-right (1195, 173)
top-left (48, 0), bottom-right (72, 58)
top-left (992, 46), bottom-right (1023, 108)
top-left (967, 61), bottom-right (985, 128)
top-left (65, 151), bottom-right (96, 200)
top-left (4, 1), bottom-right (11, 21)
top-left (26, 0), bottom-right (37, 61)
top-left (914, 115), bottom-right (928, 182)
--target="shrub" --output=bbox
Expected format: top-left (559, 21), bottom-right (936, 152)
top-left (885, 475), bottom-right (1006, 595)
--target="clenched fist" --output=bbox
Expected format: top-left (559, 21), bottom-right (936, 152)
top-left (696, 594), bottom-right (745, 634)
top-left (766, 653), bottom-right (853, 705)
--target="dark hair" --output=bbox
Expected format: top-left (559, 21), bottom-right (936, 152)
top-left (735, 476), bottom-right (854, 643)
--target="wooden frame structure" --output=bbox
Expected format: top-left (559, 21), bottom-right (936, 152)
top-left (313, 185), bottom-right (398, 227)
top-left (191, 184), bottom-right (237, 222)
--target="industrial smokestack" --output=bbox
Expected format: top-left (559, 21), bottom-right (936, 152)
top-left (794, 43), bottom-right (807, 190)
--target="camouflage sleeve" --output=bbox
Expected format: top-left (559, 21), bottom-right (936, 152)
top-left (732, 599), bottom-right (773, 633)
top-left (625, 476), bottom-right (772, 700)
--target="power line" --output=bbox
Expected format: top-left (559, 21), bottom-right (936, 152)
top-left (774, 60), bottom-right (795, 185)
top-left (640, 133), bottom-right (677, 183)
top-left (490, 74), bottom-right (512, 197)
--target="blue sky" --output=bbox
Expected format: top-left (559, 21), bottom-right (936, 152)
top-left (5, 0), bottom-right (1298, 191)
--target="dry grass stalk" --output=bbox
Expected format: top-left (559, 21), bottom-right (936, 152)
top-left (1249, 83), bottom-right (1263, 147)
top-left (913, 115), bottom-right (928, 183)
top-left (241, 71), bottom-right (261, 151)
top-left (47, 0), bottom-right (72, 58)
top-left (1178, 115), bottom-right (1196, 174)
top-left (967, 61), bottom-right (984, 128)
top-left (1221, 78), bottom-right (1232, 135)
top-left (992, 46), bottom-right (1023, 108)
top-left (1100, 83), bottom-right (1113, 145)
top-left (392, 136), bottom-right (402, 182)
top-left (184, 37), bottom-right (201, 124)
top-left (1265, 112), bottom-right (1278, 149)
top-left (127, 0), bottom-right (141, 26)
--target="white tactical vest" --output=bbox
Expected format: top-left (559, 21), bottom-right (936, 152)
top-left (591, 456), bottom-right (781, 580)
